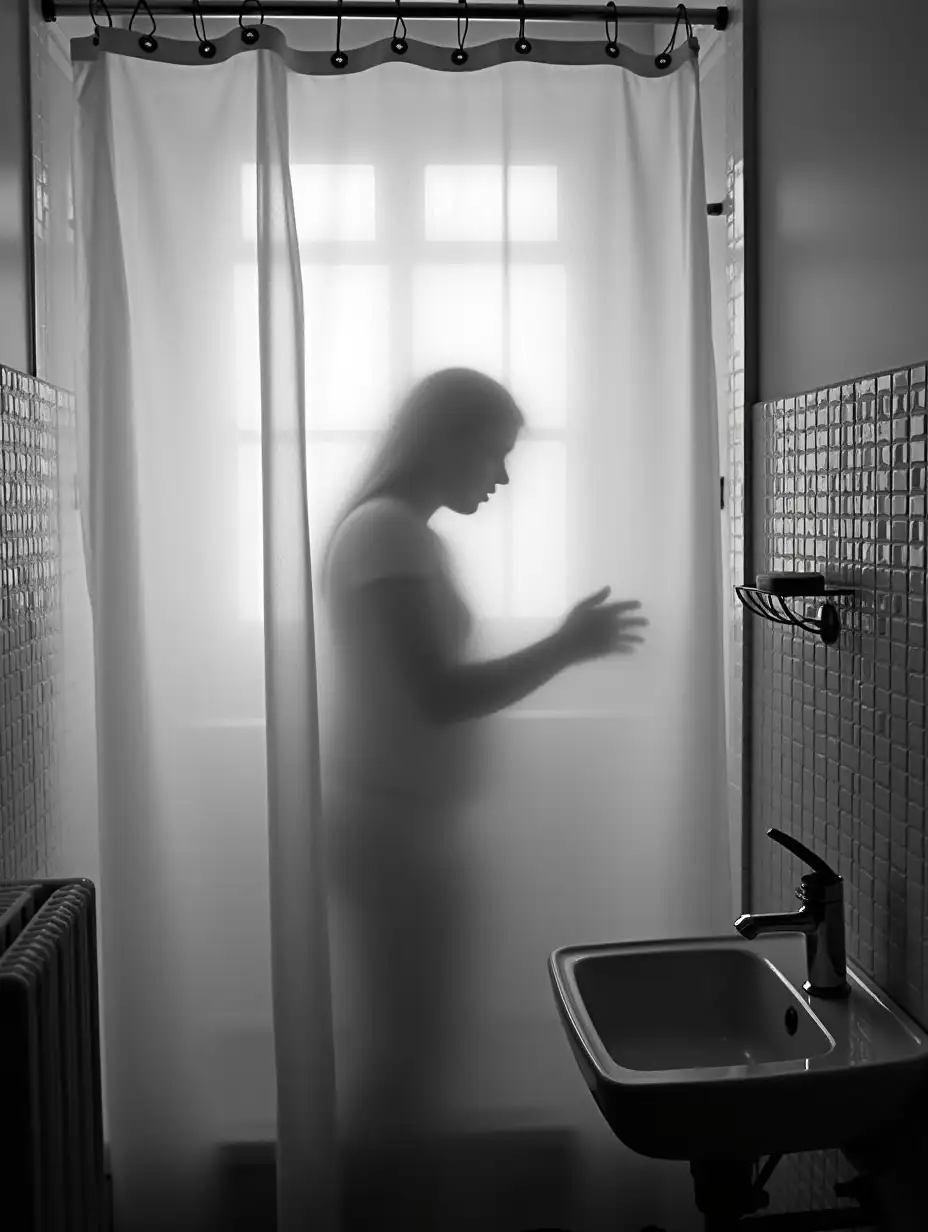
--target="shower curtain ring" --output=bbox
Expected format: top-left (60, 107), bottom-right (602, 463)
top-left (192, 0), bottom-right (216, 58)
top-left (391, 0), bottom-right (408, 55)
top-left (679, 2), bottom-right (698, 51)
top-left (451, 0), bottom-right (469, 66)
top-left (514, 0), bottom-right (531, 55)
top-left (128, 0), bottom-right (158, 53)
top-left (239, 0), bottom-right (264, 45)
top-left (88, 0), bottom-right (113, 47)
top-left (604, 0), bottom-right (619, 58)
top-left (656, 2), bottom-right (691, 68)
top-left (331, 0), bottom-right (348, 68)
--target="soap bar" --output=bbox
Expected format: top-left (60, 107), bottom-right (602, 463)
top-left (755, 572), bottom-right (826, 596)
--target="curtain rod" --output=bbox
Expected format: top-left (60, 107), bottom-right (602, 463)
top-left (43, 2), bottom-right (729, 29)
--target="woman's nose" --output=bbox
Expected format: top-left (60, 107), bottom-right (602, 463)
top-left (497, 467), bottom-right (509, 486)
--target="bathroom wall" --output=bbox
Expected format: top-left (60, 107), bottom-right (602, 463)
top-left (2, 8), bottom-right (98, 888)
top-left (737, 0), bottom-right (928, 1223)
top-left (0, 0), bottom-right (35, 372)
top-left (31, 10), bottom-right (79, 394)
top-left (754, 0), bottom-right (928, 401)
top-left (0, 364), bottom-right (65, 881)
top-left (749, 365), bottom-right (927, 1224)
top-left (0, 358), bottom-right (97, 891)
top-left (30, 5), bottom-right (101, 894)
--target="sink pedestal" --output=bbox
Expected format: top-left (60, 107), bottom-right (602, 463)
top-left (687, 1159), bottom-right (878, 1231)
top-left (690, 1159), bottom-right (768, 1224)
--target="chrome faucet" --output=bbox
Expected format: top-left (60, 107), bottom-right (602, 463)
top-left (735, 828), bottom-right (850, 999)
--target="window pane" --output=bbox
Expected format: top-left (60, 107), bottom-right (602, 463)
top-left (510, 440), bottom-right (567, 618)
top-left (424, 165), bottom-right (558, 242)
top-left (233, 263), bottom-right (392, 432)
top-left (239, 437), bottom-right (374, 621)
top-left (303, 264), bottom-right (392, 430)
top-left (240, 164), bottom-right (376, 242)
top-left (509, 265), bottom-right (567, 430)
top-left (233, 264), bottom-right (261, 431)
top-left (433, 494), bottom-right (508, 620)
top-left (508, 166), bottom-right (558, 242)
top-left (412, 265), bottom-right (504, 379)
top-left (412, 263), bottom-right (566, 429)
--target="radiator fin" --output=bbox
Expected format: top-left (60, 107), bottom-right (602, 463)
top-left (0, 878), bottom-right (106, 1232)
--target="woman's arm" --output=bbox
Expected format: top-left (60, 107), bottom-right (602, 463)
top-left (366, 578), bottom-right (644, 724)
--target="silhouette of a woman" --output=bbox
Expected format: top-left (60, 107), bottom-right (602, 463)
top-left (320, 367), bottom-right (646, 1213)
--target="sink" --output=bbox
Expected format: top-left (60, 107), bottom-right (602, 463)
top-left (571, 944), bottom-right (832, 1072)
top-left (549, 933), bottom-right (928, 1162)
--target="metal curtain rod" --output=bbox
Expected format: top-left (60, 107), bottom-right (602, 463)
top-left (43, 2), bottom-right (729, 28)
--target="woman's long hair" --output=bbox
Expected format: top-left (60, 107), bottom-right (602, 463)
top-left (321, 367), bottom-right (524, 586)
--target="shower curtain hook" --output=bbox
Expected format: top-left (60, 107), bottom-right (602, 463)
top-left (656, 3), bottom-right (691, 68)
top-left (191, 0), bottom-right (217, 58)
top-left (128, 0), bottom-right (158, 53)
top-left (331, 0), bottom-right (348, 68)
top-left (681, 2), bottom-right (698, 52)
top-left (451, 0), bottom-right (469, 66)
top-left (88, 0), bottom-right (113, 47)
top-left (604, 0), bottom-right (619, 58)
top-left (391, 0), bottom-right (408, 55)
top-left (514, 0), bottom-right (531, 55)
top-left (238, 0), bottom-right (265, 45)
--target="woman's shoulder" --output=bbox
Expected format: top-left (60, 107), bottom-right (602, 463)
top-left (327, 497), bottom-right (437, 583)
top-left (335, 496), bottom-right (430, 546)
top-left (343, 495), bottom-right (417, 527)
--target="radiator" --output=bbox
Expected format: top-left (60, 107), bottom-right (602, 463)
top-left (0, 877), bottom-right (106, 1232)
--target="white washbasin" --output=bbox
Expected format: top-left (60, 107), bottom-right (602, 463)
top-left (549, 932), bottom-right (928, 1161)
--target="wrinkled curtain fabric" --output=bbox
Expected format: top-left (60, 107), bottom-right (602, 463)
top-left (71, 21), bottom-right (728, 1232)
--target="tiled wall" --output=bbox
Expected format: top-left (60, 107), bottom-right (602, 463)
top-left (0, 364), bottom-right (67, 880)
top-left (752, 365), bottom-right (927, 1020)
top-left (743, 363), bottom-right (928, 1221)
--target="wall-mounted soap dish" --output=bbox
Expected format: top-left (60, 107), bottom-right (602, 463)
top-left (735, 581), bottom-right (854, 645)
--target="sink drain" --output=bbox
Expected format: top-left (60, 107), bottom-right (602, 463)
top-left (784, 1006), bottom-right (798, 1035)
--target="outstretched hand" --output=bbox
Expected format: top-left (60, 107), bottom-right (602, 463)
top-left (555, 587), bottom-right (648, 665)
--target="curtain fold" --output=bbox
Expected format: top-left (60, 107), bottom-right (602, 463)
top-left (255, 47), bottom-right (342, 1232)
top-left (70, 23), bottom-right (728, 1232)
top-left (73, 51), bottom-right (218, 1227)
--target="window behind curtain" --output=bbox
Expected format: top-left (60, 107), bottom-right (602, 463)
top-left (234, 160), bottom-right (570, 624)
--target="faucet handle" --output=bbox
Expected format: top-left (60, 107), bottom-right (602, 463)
top-left (767, 828), bottom-right (840, 885)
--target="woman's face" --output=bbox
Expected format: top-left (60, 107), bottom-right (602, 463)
top-left (440, 414), bottom-right (520, 516)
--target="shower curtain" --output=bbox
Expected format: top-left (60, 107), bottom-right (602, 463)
top-left (69, 15), bottom-right (730, 1232)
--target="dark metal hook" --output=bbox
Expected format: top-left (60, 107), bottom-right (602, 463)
top-left (239, 0), bottom-right (264, 45)
top-left (604, 0), bottom-right (619, 59)
top-left (128, 0), bottom-right (158, 53)
top-left (656, 3), bottom-right (693, 68)
top-left (514, 0), bottom-right (531, 55)
top-left (391, 0), bottom-right (408, 55)
top-left (192, 0), bottom-right (216, 58)
top-left (88, 0), bottom-right (113, 47)
top-left (331, 0), bottom-right (348, 68)
top-left (451, 0), bottom-right (469, 66)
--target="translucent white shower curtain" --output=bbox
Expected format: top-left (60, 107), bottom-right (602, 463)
top-left (71, 18), bottom-right (729, 1232)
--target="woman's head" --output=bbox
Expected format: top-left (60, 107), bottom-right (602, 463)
top-left (344, 367), bottom-right (524, 519)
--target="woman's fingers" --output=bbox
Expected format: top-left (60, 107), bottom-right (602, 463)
top-left (579, 586), bottom-right (612, 607)
top-left (598, 605), bottom-right (649, 626)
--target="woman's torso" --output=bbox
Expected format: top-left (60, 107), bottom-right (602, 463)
top-left (321, 496), bottom-right (478, 807)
